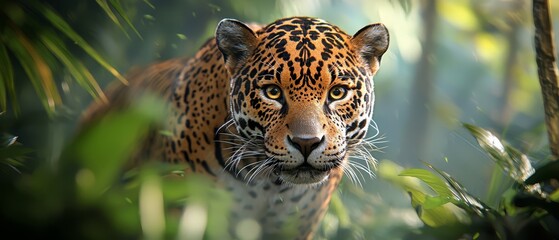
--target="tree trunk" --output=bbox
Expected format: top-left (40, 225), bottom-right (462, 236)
top-left (400, 0), bottom-right (437, 163)
top-left (498, 22), bottom-right (520, 126)
top-left (532, 0), bottom-right (559, 160)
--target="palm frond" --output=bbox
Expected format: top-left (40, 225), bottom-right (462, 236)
top-left (39, 30), bottom-right (108, 103)
top-left (0, 1), bottom-right (137, 116)
top-left (95, 0), bottom-right (143, 39)
top-left (35, 3), bottom-right (128, 85)
top-left (3, 19), bottom-right (59, 114)
top-left (0, 133), bottom-right (32, 176)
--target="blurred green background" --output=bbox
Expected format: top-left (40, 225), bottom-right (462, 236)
top-left (1, 0), bottom-right (558, 239)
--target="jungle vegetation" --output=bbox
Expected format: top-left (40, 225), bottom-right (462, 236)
top-left (0, 0), bottom-right (557, 239)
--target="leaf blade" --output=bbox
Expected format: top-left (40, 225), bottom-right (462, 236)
top-left (96, 0), bottom-right (129, 38)
top-left (463, 123), bottom-right (535, 183)
top-left (4, 26), bottom-right (59, 114)
top-left (108, 0), bottom-right (142, 39)
top-left (399, 168), bottom-right (454, 199)
top-left (38, 31), bottom-right (108, 103)
top-left (37, 4), bottom-right (128, 85)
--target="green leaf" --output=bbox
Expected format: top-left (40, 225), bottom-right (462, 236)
top-left (176, 33), bottom-right (188, 40)
top-left (4, 27), bottom-right (56, 114)
top-left (108, 0), bottom-right (142, 39)
top-left (0, 144), bottom-right (31, 163)
top-left (463, 123), bottom-right (508, 163)
top-left (426, 163), bottom-right (496, 217)
top-left (399, 168), bottom-right (454, 199)
top-left (96, 0), bottom-right (130, 38)
top-left (36, 3), bottom-right (128, 85)
top-left (0, 134), bottom-right (31, 175)
top-left (73, 112), bottom-right (150, 200)
top-left (38, 30), bottom-right (108, 103)
top-left (503, 145), bottom-right (534, 182)
top-left (423, 195), bottom-right (452, 209)
top-left (66, 94), bottom-right (166, 202)
top-left (473, 232), bottom-right (480, 239)
top-left (380, 161), bottom-right (469, 227)
top-left (143, 14), bottom-right (155, 21)
top-left (463, 123), bottom-right (534, 182)
top-left (406, 189), bottom-right (464, 227)
top-left (0, 2), bottom-right (130, 115)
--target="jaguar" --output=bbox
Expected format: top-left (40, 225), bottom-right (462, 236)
top-left (81, 16), bottom-right (389, 239)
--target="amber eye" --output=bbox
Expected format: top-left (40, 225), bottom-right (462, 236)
top-left (263, 85), bottom-right (282, 100)
top-left (329, 86), bottom-right (348, 101)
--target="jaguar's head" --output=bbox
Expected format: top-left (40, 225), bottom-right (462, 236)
top-left (216, 17), bottom-right (389, 185)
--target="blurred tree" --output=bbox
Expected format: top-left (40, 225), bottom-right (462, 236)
top-left (497, 1), bottom-right (524, 126)
top-left (400, 0), bottom-right (437, 162)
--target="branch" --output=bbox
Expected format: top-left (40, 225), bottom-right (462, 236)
top-left (533, 0), bottom-right (559, 159)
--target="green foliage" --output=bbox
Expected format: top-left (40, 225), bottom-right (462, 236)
top-left (463, 123), bottom-right (535, 183)
top-left (1, 1), bottom-right (557, 240)
top-left (0, 135), bottom-right (30, 173)
top-left (381, 161), bottom-right (471, 228)
top-left (0, 0), bottom-right (130, 116)
top-left (399, 169), bottom-right (468, 227)
top-left (0, 132), bottom-right (31, 177)
top-left (96, 0), bottom-right (143, 39)
top-left (380, 124), bottom-right (559, 239)
top-left (0, 94), bottom-right (233, 239)
top-left (67, 94), bottom-right (166, 202)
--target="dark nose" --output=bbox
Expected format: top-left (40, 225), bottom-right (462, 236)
top-left (287, 136), bottom-right (325, 159)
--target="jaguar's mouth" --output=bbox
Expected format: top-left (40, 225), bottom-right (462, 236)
top-left (277, 162), bottom-right (335, 185)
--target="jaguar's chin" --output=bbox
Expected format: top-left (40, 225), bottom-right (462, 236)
top-left (276, 163), bottom-right (335, 185)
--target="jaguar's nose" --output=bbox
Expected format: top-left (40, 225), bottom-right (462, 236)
top-left (287, 135), bottom-right (325, 159)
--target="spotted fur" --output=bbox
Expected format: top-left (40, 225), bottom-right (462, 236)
top-left (81, 17), bottom-right (389, 239)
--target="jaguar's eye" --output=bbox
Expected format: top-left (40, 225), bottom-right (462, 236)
top-left (263, 85), bottom-right (282, 100)
top-left (329, 86), bottom-right (348, 101)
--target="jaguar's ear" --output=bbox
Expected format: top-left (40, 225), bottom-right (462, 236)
top-left (216, 18), bottom-right (258, 73)
top-left (351, 23), bottom-right (389, 74)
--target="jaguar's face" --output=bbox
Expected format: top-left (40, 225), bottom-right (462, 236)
top-left (216, 17), bottom-right (389, 185)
